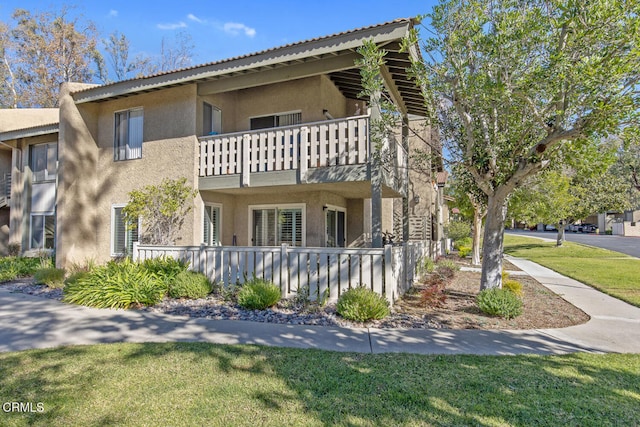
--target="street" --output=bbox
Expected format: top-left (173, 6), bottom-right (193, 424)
top-left (506, 229), bottom-right (640, 258)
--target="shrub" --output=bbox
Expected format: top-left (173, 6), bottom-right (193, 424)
top-left (141, 256), bottom-right (189, 284)
top-left (453, 237), bottom-right (472, 250)
top-left (64, 271), bottom-right (89, 287)
top-left (445, 220), bottom-right (471, 242)
top-left (417, 257), bottom-right (436, 277)
top-left (169, 270), bottom-right (212, 299)
top-left (476, 288), bottom-right (523, 319)
top-left (336, 286), bottom-right (390, 322)
top-left (457, 245), bottom-right (472, 258)
top-left (63, 259), bottom-right (167, 309)
top-left (503, 278), bottom-right (523, 296)
top-left (237, 278), bottom-right (281, 309)
top-left (0, 257), bottom-right (42, 282)
top-left (436, 258), bottom-right (460, 272)
top-left (33, 268), bottom-right (66, 289)
top-left (420, 280), bottom-right (447, 308)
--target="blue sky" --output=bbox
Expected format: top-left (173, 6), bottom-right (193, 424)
top-left (0, 1), bottom-right (439, 66)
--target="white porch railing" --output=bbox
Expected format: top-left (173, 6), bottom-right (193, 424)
top-left (133, 242), bottom-right (431, 305)
top-left (198, 115), bottom-right (371, 180)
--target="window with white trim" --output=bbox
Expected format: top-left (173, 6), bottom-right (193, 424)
top-left (251, 205), bottom-right (304, 246)
top-left (203, 203), bottom-right (221, 245)
top-left (30, 143), bottom-right (57, 182)
top-left (111, 205), bottom-right (139, 256)
top-left (30, 213), bottom-right (55, 249)
top-left (114, 108), bottom-right (143, 161)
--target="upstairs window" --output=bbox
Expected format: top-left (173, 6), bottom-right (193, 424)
top-left (30, 143), bottom-right (57, 182)
top-left (250, 111), bottom-right (302, 130)
top-left (203, 102), bottom-right (222, 136)
top-left (114, 108), bottom-right (143, 161)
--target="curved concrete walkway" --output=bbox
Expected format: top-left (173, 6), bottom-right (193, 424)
top-left (0, 257), bottom-right (639, 355)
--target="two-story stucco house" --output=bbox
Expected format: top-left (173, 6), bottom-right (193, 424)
top-left (0, 19), bottom-right (444, 275)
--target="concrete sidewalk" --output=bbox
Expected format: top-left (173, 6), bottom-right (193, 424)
top-left (1, 258), bottom-right (639, 355)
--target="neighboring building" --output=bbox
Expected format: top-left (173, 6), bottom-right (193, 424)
top-left (0, 109), bottom-right (59, 255)
top-left (0, 18), bottom-right (443, 267)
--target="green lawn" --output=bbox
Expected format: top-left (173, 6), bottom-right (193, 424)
top-left (0, 342), bottom-right (639, 426)
top-left (504, 234), bottom-right (640, 307)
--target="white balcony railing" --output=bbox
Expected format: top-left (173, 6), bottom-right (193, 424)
top-left (198, 115), bottom-right (370, 180)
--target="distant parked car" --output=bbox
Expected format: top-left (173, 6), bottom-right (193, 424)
top-left (545, 224), bottom-right (557, 231)
top-left (580, 224), bottom-right (597, 233)
top-left (566, 223), bottom-right (578, 232)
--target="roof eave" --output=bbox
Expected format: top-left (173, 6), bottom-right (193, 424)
top-left (0, 123), bottom-right (59, 142)
top-left (72, 19), bottom-right (413, 104)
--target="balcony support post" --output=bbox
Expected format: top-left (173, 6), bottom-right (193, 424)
top-left (402, 115), bottom-right (410, 243)
top-left (370, 91), bottom-right (383, 248)
top-left (242, 134), bottom-right (250, 187)
top-left (300, 127), bottom-right (309, 183)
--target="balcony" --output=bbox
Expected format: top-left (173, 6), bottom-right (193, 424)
top-left (198, 115), bottom-right (406, 195)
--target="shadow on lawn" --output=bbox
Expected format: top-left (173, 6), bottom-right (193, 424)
top-left (2, 342), bottom-right (637, 426)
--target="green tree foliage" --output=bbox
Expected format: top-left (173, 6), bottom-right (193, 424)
top-left (611, 128), bottom-right (640, 209)
top-left (408, 0), bottom-right (639, 289)
top-left (510, 140), bottom-right (632, 245)
top-left (122, 177), bottom-right (197, 246)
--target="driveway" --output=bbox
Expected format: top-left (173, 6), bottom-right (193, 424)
top-left (506, 230), bottom-right (640, 258)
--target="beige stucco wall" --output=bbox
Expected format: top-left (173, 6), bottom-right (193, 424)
top-left (91, 86), bottom-right (200, 264)
top-left (199, 75), bottom-right (349, 134)
top-left (57, 83), bottom-right (201, 266)
top-left (57, 83), bottom-right (100, 266)
top-left (94, 136), bottom-right (200, 260)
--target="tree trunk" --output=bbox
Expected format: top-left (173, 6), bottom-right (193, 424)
top-left (471, 207), bottom-right (483, 266)
top-left (480, 193), bottom-right (508, 290)
top-left (556, 224), bottom-right (565, 247)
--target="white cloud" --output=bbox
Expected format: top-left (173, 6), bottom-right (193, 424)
top-left (223, 22), bottom-right (256, 38)
top-left (157, 22), bottom-right (188, 30)
top-left (108, 10), bottom-right (118, 18)
top-left (187, 13), bottom-right (205, 24)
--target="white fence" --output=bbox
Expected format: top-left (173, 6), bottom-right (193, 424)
top-left (133, 242), bottom-right (431, 305)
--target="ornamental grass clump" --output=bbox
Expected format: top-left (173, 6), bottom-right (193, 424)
top-left (63, 259), bottom-right (167, 309)
top-left (237, 278), bottom-right (281, 310)
top-left (141, 256), bottom-right (189, 285)
top-left (476, 288), bottom-right (523, 319)
top-left (0, 256), bottom-right (42, 282)
top-left (33, 267), bottom-right (66, 289)
top-left (169, 270), bottom-right (212, 299)
top-left (336, 286), bottom-right (390, 322)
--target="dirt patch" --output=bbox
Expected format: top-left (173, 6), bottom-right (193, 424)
top-left (392, 258), bottom-right (590, 330)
